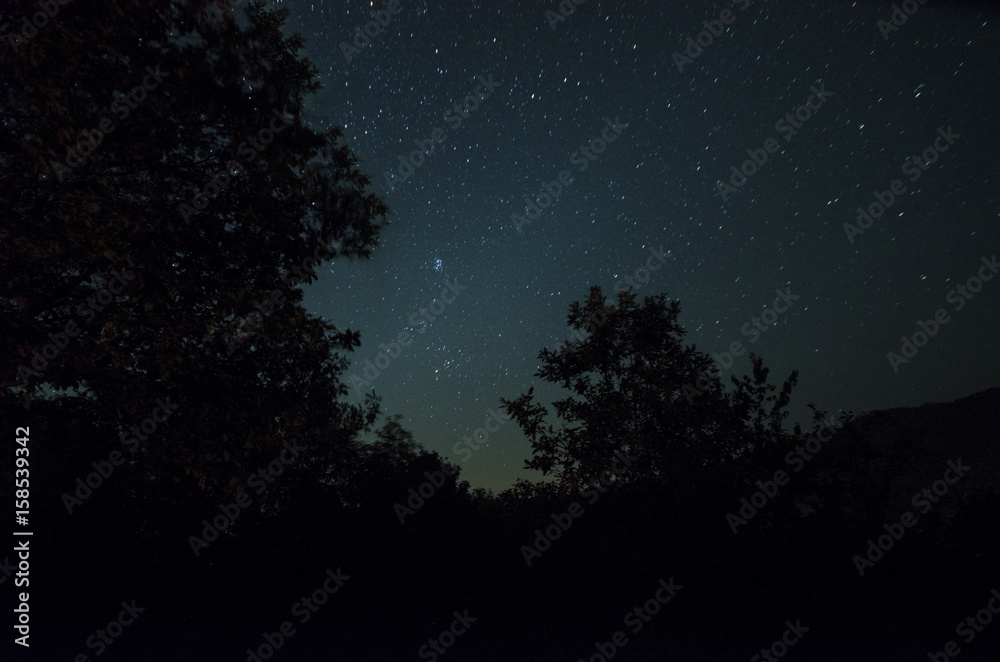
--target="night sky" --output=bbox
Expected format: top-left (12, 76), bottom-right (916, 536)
top-left (272, 0), bottom-right (999, 492)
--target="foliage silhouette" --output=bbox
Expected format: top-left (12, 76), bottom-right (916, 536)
top-left (1, 0), bottom-right (386, 506)
top-left (501, 286), bottom-right (802, 492)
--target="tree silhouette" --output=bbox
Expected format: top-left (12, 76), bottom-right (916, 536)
top-left (501, 286), bottom-right (800, 491)
top-left (0, 0), bottom-right (386, 503)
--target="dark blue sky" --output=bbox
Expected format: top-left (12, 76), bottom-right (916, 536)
top-left (274, 0), bottom-right (999, 492)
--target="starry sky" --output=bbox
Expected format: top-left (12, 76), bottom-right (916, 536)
top-left (270, 0), bottom-right (999, 492)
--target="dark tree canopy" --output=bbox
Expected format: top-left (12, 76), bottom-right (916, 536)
top-left (501, 286), bottom-right (801, 491)
top-left (1, 0), bottom-right (386, 501)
